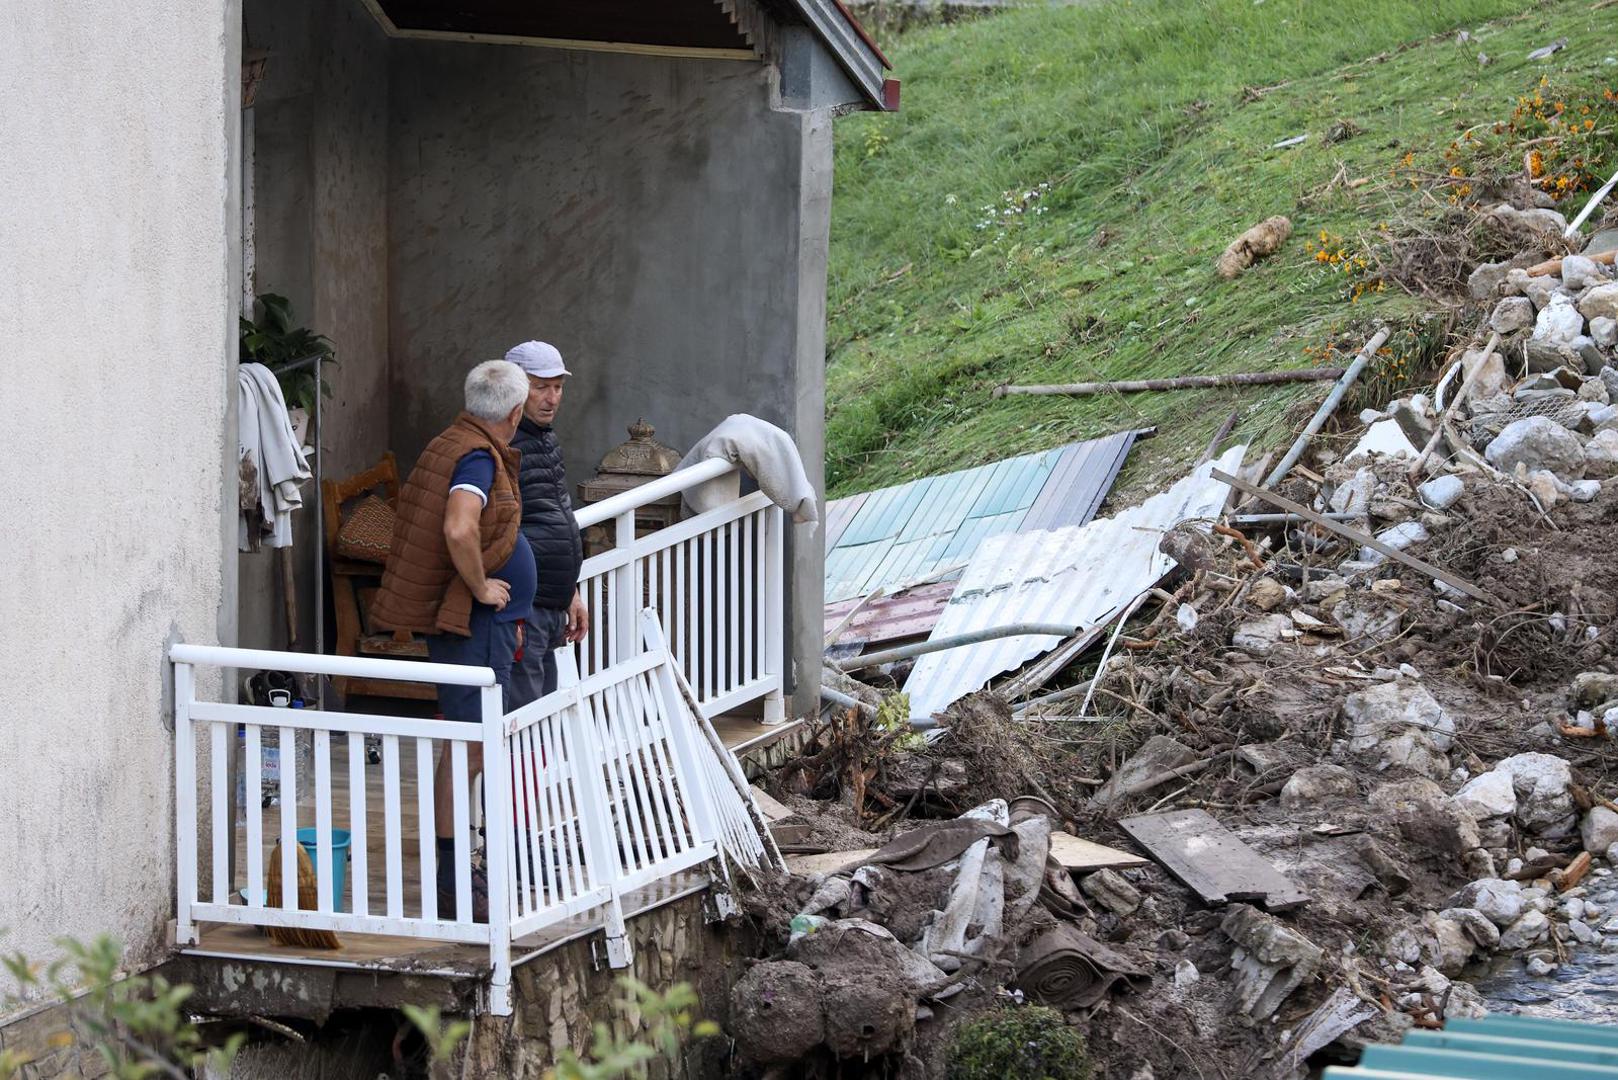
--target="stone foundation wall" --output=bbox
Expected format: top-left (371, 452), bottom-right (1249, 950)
top-left (2, 890), bottom-right (752, 1078)
top-left (0, 1000), bottom-right (112, 1079)
top-left (461, 891), bottom-right (753, 1079)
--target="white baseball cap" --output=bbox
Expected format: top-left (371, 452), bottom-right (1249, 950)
top-left (504, 340), bottom-right (572, 378)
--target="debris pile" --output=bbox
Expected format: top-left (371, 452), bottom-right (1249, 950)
top-left (740, 186), bottom-right (1618, 1078)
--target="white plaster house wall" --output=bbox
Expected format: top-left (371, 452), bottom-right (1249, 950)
top-left (0, 0), bottom-right (237, 1001)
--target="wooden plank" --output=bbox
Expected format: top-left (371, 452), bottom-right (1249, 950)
top-left (1210, 468), bottom-right (1499, 605)
top-left (1118, 809), bottom-right (1308, 911)
top-left (1049, 831), bottom-right (1148, 872)
top-left (749, 785), bottom-right (795, 823)
top-left (785, 848), bottom-right (879, 876)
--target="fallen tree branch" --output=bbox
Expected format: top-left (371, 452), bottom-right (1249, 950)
top-left (993, 367), bottom-right (1345, 399)
top-left (1527, 248), bottom-right (1618, 276)
top-left (1211, 468), bottom-right (1502, 606)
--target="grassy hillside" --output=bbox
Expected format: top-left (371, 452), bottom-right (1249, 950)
top-left (825, 0), bottom-right (1618, 497)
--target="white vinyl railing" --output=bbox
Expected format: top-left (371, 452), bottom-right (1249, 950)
top-left (172, 618), bottom-right (775, 1016)
top-left (171, 461), bottom-right (787, 1015)
top-left (573, 460), bottom-right (787, 725)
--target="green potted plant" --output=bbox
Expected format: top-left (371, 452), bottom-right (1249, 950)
top-left (239, 293), bottom-right (335, 412)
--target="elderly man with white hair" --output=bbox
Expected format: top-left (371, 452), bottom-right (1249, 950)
top-left (371, 359), bottom-right (535, 922)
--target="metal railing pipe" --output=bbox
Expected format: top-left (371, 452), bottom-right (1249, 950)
top-left (1263, 326), bottom-right (1389, 489)
top-left (835, 623), bottom-right (1082, 672)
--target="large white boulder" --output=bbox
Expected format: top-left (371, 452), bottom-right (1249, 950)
top-left (1564, 254), bottom-right (1611, 292)
top-left (1583, 806), bottom-right (1618, 853)
top-left (1449, 770), bottom-right (1517, 821)
top-left (1485, 417), bottom-right (1587, 481)
top-left (1448, 878), bottom-right (1525, 928)
top-left (1495, 753), bottom-right (1577, 837)
top-left (1534, 294), bottom-right (1585, 346)
top-left (1345, 681), bottom-right (1456, 751)
top-left (1579, 282), bottom-right (1618, 323)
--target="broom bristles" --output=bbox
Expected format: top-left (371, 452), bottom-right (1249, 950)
top-left (265, 841), bottom-right (342, 950)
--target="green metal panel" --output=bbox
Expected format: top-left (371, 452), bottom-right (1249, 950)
top-left (1405, 1030), bottom-right (1618, 1067)
top-left (1324, 1070), bottom-right (1463, 1079)
top-left (1452, 1015), bottom-right (1618, 1049)
top-left (1361, 1044), bottom-right (1618, 1079)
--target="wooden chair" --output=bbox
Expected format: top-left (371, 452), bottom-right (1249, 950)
top-left (322, 452), bottom-right (437, 703)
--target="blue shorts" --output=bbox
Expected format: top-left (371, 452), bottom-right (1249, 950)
top-left (426, 605), bottom-right (518, 723)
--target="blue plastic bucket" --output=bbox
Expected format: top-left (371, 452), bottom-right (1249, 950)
top-left (296, 827), bottom-right (351, 912)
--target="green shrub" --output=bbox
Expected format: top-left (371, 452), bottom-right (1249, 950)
top-left (946, 1005), bottom-right (1091, 1080)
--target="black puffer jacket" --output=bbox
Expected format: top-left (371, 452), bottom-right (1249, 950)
top-left (512, 418), bottom-right (583, 611)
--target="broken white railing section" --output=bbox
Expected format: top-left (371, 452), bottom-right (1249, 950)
top-left (573, 458), bottom-right (787, 724)
top-left (171, 612), bottom-right (773, 1018)
top-left (900, 446), bottom-right (1246, 724)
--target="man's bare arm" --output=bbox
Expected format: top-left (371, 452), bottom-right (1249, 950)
top-left (444, 490), bottom-right (509, 609)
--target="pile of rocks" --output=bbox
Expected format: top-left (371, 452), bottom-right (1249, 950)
top-left (1428, 204), bottom-right (1618, 507)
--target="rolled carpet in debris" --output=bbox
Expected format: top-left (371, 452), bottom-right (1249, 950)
top-left (1015, 924), bottom-right (1149, 1012)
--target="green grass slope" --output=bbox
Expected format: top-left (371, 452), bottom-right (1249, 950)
top-left (826, 0), bottom-right (1618, 497)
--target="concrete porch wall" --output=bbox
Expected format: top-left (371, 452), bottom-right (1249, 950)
top-left (386, 43), bottom-right (828, 710)
top-left (239, 0), bottom-right (390, 654)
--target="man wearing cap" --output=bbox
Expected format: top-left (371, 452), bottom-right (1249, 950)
top-left (504, 341), bottom-right (588, 706)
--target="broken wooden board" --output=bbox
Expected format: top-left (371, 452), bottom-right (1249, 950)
top-left (1118, 808), bottom-right (1309, 911)
top-left (1049, 831), bottom-right (1148, 873)
top-left (784, 848), bottom-right (879, 877)
top-left (750, 785), bottom-right (795, 823)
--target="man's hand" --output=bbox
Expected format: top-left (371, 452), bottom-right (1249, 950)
top-left (473, 578), bottom-right (511, 610)
top-left (566, 590), bottom-right (590, 643)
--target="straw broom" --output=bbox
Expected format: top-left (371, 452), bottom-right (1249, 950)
top-left (265, 841), bottom-right (341, 949)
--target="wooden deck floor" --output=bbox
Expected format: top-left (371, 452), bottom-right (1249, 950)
top-left (191, 714), bottom-right (799, 973)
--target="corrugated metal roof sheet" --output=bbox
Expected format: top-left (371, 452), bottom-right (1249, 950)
top-left (1325, 1013), bottom-right (1618, 1077)
top-left (823, 431), bottom-right (1142, 606)
top-left (901, 446), bottom-right (1246, 722)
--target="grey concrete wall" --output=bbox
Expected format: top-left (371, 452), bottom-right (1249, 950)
top-left (386, 44), bottom-right (830, 709)
top-left (0, 0), bottom-right (234, 995)
top-left (386, 46), bottom-right (813, 490)
top-left (241, 0), bottom-right (390, 654)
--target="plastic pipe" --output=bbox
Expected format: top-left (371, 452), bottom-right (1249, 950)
top-left (834, 622), bottom-right (1082, 672)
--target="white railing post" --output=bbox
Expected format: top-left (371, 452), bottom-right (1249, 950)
top-left (481, 684), bottom-right (513, 1017)
top-left (612, 510), bottom-right (638, 668)
top-left (567, 691), bottom-right (635, 968)
top-left (173, 661), bottom-right (198, 946)
top-left (761, 505), bottom-right (787, 724)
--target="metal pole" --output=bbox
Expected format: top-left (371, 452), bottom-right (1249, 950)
top-left (314, 354), bottom-right (323, 709)
top-left (1263, 326), bottom-right (1390, 489)
top-left (835, 622), bottom-right (1082, 672)
top-left (821, 686), bottom-right (877, 717)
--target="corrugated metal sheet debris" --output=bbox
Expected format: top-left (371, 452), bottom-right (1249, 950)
top-left (1324, 1012), bottom-right (1618, 1077)
top-left (823, 430), bottom-right (1143, 607)
top-left (901, 446), bottom-right (1246, 723)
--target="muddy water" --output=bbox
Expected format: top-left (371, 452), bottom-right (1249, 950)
top-left (1473, 875), bottom-right (1618, 1023)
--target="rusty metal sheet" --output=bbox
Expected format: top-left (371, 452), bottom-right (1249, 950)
top-left (823, 580), bottom-right (958, 645)
top-left (1118, 809), bottom-right (1309, 912)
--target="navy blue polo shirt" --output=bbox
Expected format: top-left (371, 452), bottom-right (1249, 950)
top-left (450, 450), bottom-right (537, 624)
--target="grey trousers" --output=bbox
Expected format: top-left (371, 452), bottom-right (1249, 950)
top-left (505, 605), bottom-right (569, 711)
